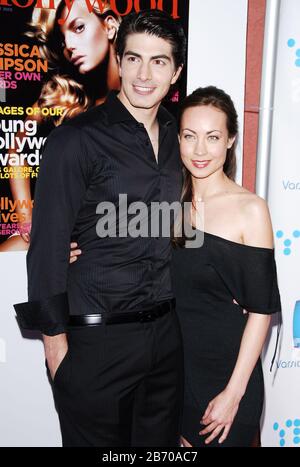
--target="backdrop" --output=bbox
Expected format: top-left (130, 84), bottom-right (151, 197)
top-left (3, 0), bottom-right (295, 448)
top-left (261, 0), bottom-right (300, 448)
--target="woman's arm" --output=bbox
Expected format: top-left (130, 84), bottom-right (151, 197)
top-left (200, 196), bottom-right (274, 445)
top-left (200, 313), bottom-right (271, 444)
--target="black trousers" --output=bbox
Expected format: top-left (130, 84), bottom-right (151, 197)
top-left (48, 308), bottom-right (184, 447)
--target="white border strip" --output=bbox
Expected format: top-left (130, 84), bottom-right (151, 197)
top-left (256, 0), bottom-right (281, 199)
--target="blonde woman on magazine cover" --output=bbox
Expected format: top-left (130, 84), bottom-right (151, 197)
top-left (2, 0), bottom-right (120, 252)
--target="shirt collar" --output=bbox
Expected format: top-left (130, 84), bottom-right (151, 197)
top-left (104, 90), bottom-right (174, 128)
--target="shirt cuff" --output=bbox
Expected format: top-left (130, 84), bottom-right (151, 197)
top-left (13, 292), bottom-right (69, 336)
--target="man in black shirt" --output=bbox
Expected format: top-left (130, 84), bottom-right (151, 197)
top-left (14, 10), bottom-right (186, 447)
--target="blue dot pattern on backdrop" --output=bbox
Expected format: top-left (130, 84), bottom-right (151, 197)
top-left (273, 419), bottom-right (300, 446)
top-left (288, 38), bottom-right (296, 47)
top-left (287, 39), bottom-right (300, 67)
top-left (276, 230), bottom-right (300, 255)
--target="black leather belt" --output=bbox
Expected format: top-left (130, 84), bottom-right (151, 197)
top-left (68, 299), bottom-right (175, 326)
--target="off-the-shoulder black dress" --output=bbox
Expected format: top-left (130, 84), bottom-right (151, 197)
top-left (171, 230), bottom-right (281, 447)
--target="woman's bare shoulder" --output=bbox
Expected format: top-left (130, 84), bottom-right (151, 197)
top-left (227, 183), bottom-right (273, 248)
top-left (228, 182), bottom-right (268, 211)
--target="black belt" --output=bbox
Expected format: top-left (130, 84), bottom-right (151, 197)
top-left (68, 299), bottom-right (175, 326)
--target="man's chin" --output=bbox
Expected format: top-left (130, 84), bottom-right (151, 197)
top-left (127, 95), bottom-right (160, 110)
top-left (131, 102), bottom-right (157, 110)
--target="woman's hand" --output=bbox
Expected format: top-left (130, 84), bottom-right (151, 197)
top-left (69, 242), bottom-right (82, 264)
top-left (199, 388), bottom-right (241, 445)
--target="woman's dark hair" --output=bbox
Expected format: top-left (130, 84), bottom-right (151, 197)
top-left (173, 86), bottom-right (239, 247)
top-left (116, 9), bottom-right (186, 69)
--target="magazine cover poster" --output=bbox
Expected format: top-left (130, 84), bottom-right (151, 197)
top-left (0, 0), bottom-right (190, 251)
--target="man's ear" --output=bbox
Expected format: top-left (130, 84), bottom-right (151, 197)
top-left (117, 54), bottom-right (122, 78)
top-left (171, 64), bottom-right (183, 85)
top-left (103, 16), bottom-right (119, 41)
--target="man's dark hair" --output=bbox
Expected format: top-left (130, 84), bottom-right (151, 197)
top-left (116, 9), bottom-right (186, 70)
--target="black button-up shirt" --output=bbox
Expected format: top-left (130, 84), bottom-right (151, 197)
top-left (14, 91), bottom-right (182, 335)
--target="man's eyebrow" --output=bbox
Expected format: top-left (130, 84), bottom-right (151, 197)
top-left (124, 51), bottom-right (141, 58)
top-left (124, 51), bottom-right (171, 61)
top-left (151, 54), bottom-right (171, 61)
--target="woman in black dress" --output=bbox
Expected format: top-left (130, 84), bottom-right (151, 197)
top-left (171, 86), bottom-right (281, 447)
